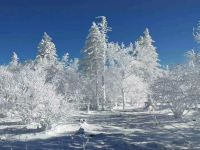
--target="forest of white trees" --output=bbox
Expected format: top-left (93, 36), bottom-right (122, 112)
top-left (1, 16), bottom-right (200, 129)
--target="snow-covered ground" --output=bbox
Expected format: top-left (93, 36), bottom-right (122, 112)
top-left (0, 109), bottom-right (200, 150)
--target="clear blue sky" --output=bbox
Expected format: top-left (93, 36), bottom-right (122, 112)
top-left (0, 0), bottom-right (199, 65)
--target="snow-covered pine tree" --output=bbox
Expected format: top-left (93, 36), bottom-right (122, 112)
top-left (186, 22), bottom-right (200, 68)
top-left (80, 16), bottom-right (111, 111)
top-left (135, 28), bottom-right (160, 82)
top-left (185, 50), bottom-right (200, 68)
top-left (36, 32), bottom-right (58, 65)
top-left (9, 52), bottom-right (20, 72)
top-left (10, 52), bottom-right (19, 66)
top-left (193, 21), bottom-right (200, 44)
top-left (80, 22), bottom-right (103, 110)
top-left (61, 53), bottom-right (70, 68)
top-left (96, 16), bottom-right (111, 110)
top-left (133, 28), bottom-right (161, 109)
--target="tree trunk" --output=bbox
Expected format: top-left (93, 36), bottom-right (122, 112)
top-left (87, 102), bottom-right (90, 113)
top-left (122, 88), bottom-right (125, 110)
top-left (101, 46), bottom-right (106, 111)
top-left (121, 70), bottom-right (125, 110)
top-left (101, 75), bottom-right (106, 110)
top-left (95, 70), bottom-right (99, 110)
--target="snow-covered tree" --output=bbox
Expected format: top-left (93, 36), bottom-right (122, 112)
top-left (134, 28), bottom-right (160, 82)
top-left (61, 53), bottom-right (70, 67)
top-left (80, 22), bottom-right (101, 110)
top-left (97, 16), bottom-right (110, 110)
top-left (0, 66), bottom-right (17, 114)
top-left (8, 51), bottom-right (21, 73)
top-left (80, 17), bottom-right (110, 110)
top-left (193, 21), bottom-right (200, 44)
top-left (14, 64), bottom-right (63, 127)
top-left (186, 22), bottom-right (200, 68)
top-left (133, 28), bottom-right (162, 109)
top-left (185, 50), bottom-right (200, 68)
top-left (10, 52), bottom-right (19, 66)
top-left (36, 32), bottom-right (58, 65)
top-left (106, 42), bottom-right (148, 110)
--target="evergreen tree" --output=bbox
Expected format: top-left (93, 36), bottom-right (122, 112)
top-left (10, 52), bottom-right (19, 66)
top-left (80, 22), bottom-right (103, 110)
top-left (61, 53), bottom-right (70, 68)
top-left (193, 21), bottom-right (200, 44)
top-left (135, 28), bottom-right (160, 82)
top-left (185, 50), bottom-right (200, 68)
top-left (80, 17), bottom-right (110, 110)
top-left (37, 32), bottom-right (57, 65)
top-left (97, 16), bottom-right (111, 110)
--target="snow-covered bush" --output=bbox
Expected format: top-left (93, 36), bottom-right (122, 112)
top-left (17, 65), bottom-right (63, 128)
top-left (151, 65), bottom-right (198, 118)
top-left (0, 33), bottom-right (78, 129)
top-left (0, 66), bottom-right (17, 114)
